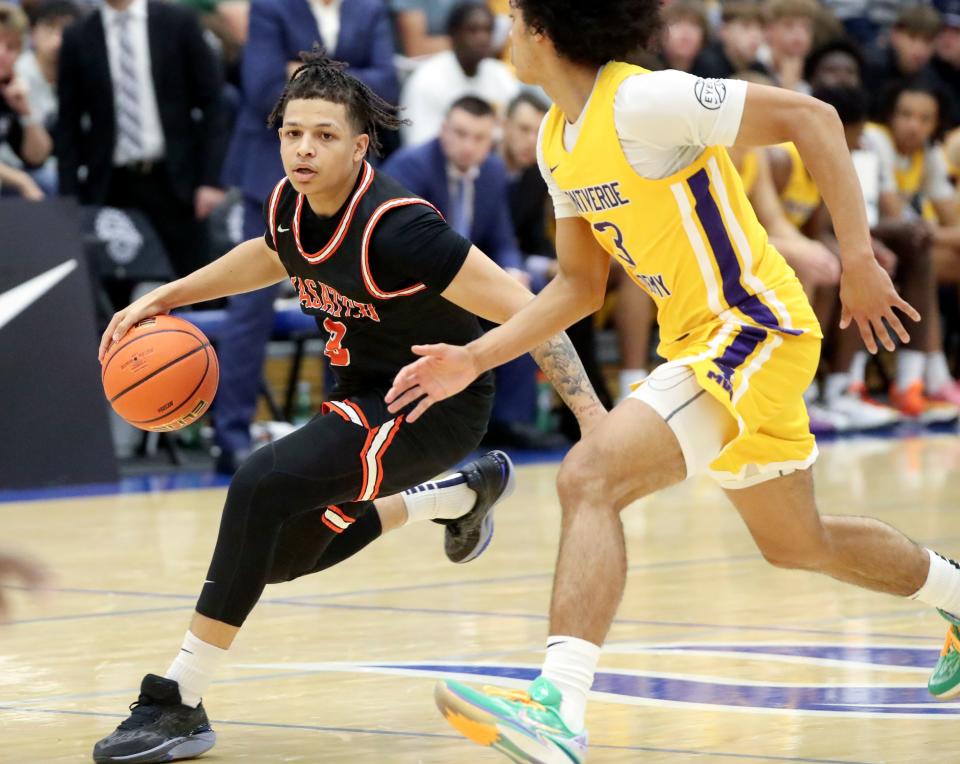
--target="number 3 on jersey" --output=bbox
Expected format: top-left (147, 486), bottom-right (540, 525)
top-left (322, 318), bottom-right (350, 366)
top-left (593, 221), bottom-right (635, 268)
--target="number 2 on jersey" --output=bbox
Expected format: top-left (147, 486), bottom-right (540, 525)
top-left (322, 318), bottom-right (350, 367)
top-left (593, 221), bottom-right (636, 267)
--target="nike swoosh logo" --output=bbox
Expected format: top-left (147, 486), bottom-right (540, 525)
top-left (0, 259), bottom-right (77, 332)
top-left (277, 225), bottom-right (290, 233)
top-left (549, 164), bottom-right (560, 172)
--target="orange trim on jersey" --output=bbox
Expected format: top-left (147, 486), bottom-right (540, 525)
top-left (341, 400), bottom-right (370, 428)
top-left (267, 177), bottom-right (289, 249)
top-left (321, 401), bottom-right (351, 422)
top-left (327, 504), bottom-right (354, 524)
top-left (371, 415), bottom-right (404, 498)
top-left (293, 161), bottom-right (375, 264)
top-left (360, 198), bottom-right (437, 300)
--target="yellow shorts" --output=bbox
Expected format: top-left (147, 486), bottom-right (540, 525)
top-left (665, 321), bottom-right (822, 487)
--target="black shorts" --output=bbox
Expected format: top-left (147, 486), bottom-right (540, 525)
top-left (301, 385), bottom-right (493, 508)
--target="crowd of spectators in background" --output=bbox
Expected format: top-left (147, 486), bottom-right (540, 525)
top-left (1, 0), bottom-right (959, 466)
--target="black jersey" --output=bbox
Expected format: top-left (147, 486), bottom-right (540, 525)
top-left (264, 162), bottom-right (494, 400)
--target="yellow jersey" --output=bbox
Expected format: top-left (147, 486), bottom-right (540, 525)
top-left (540, 62), bottom-right (822, 483)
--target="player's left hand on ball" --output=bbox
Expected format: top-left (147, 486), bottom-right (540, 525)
top-left (839, 257), bottom-right (920, 354)
top-left (386, 343), bottom-right (480, 422)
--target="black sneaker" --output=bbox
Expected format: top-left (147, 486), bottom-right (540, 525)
top-left (92, 674), bottom-right (216, 763)
top-left (435, 450), bottom-right (515, 563)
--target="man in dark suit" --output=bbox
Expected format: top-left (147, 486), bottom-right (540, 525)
top-left (213, 0), bottom-right (398, 473)
top-left (385, 95), bottom-right (555, 449)
top-left (57, 0), bottom-right (226, 279)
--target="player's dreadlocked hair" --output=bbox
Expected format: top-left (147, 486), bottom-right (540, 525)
top-left (512, 0), bottom-right (662, 68)
top-left (268, 50), bottom-right (407, 156)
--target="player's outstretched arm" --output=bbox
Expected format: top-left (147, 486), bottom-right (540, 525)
top-left (387, 219), bottom-right (610, 422)
top-left (97, 237), bottom-right (288, 361)
top-left (736, 84), bottom-right (919, 354)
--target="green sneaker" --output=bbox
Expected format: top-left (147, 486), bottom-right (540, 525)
top-left (434, 676), bottom-right (587, 764)
top-left (929, 609), bottom-right (960, 700)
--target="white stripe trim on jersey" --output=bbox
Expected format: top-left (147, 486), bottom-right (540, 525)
top-left (359, 417), bottom-right (400, 501)
top-left (706, 157), bottom-right (795, 332)
top-left (293, 161), bottom-right (375, 264)
top-left (733, 331), bottom-right (783, 406)
top-left (268, 177), bottom-right (289, 249)
top-left (323, 508), bottom-right (353, 531)
top-left (669, 321), bottom-right (747, 437)
top-left (360, 198), bottom-right (435, 299)
top-left (671, 181), bottom-right (726, 319)
top-left (327, 400), bottom-right (363, 426)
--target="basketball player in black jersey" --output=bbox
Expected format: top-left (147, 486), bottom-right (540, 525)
top-left (90, 54), bottom-right (605, 763)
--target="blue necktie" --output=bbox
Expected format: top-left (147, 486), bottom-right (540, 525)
top-left (450, 176), bottom-right (471, 237)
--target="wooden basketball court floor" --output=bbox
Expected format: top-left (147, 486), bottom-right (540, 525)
top-left (3, 433), bottom-right (960, 763)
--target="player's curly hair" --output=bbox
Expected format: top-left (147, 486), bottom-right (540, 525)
top-left (512, 0), bottom-right (662, 67)
top-left (268, 49), bottom-right (408, 156)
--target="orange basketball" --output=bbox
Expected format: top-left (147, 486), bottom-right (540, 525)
top-left (101, 314), bottom-right (219, 432)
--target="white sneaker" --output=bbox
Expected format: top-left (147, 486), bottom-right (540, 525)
top-left (807, 402), bottom-right (850, 433)
top-left (824, 393), bottom-right (901, 431)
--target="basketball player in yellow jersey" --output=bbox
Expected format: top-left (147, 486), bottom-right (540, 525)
top-left (387, 2), bottom-right (960, 761)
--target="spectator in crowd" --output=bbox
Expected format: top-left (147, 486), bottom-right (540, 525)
top-left (11, 0), bottom-right (80, 194)
top-left (865, 78), bottom-right (960, 418)
top-left (933, 0), bottom-right (960, 117)
top-left (660, 0), bottom-right (709, 73)
top-left (0, 1), bottom-right (53, 199)
top-left (57, 0), bottom-right (226, 279)
top-left (500, 90), bottom-right (613, 435)
top-left (213, 0), bottom-right (399, 474)
top-left (500, 91), bottom-right (550, 267)
top-left (796, 84), bottom-right (948, 425)
top-left (399, 1), bottom-right (518, 146)
top-left (761, 0), bottom-right (819, 91)
top-left (692, 2), bottom-right (769, 79)
top-left (390, 0), bottom-right (459, 57)
top-left (802, 36), bottom-right (865, 93)
top-left (386, 95), bottom-right (554, 447)
top-left (864, 4), bottom-right (943, 116)
top-left (805, 40), bottom-right (957, 420)
top-left (15, 0), bottom-right (79, 130)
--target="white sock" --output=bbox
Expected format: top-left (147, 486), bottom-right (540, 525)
top-left (823, 373), bottom-right (850, 404)
top-left (401, 473), bottom-right (476, 524)
top-left (164, 631), bottom-right (228, 708)
top-left (909, 549), bottom-right (960, 619)
top-left (849, 351), bottom-right (868, 386)
top-left (541, 635), bottom-right (600, 732)
top-left (896, 350), bottom-right (925, 390)
top-left (618, 368), bottom-right (647, 401)
top-left (926, 351), bottom-right (953, 393)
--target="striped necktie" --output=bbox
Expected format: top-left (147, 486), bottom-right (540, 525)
top-left (113, 11), bottom-right (144, 162)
